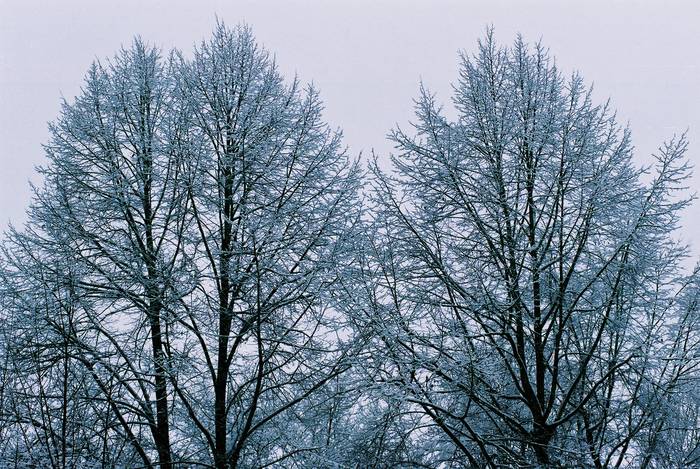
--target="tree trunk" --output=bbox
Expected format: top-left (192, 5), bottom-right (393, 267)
top-left (149, 300), bottom-right (172, 469)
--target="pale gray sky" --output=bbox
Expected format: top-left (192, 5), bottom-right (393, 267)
top-left (1, 0), bottom-right (698, 252)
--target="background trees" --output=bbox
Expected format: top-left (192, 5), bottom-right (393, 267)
top-left (0, 25), bottom-right (698, 469)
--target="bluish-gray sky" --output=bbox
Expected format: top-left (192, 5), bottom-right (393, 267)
top-left (1, 0), bottom-right (698, 252)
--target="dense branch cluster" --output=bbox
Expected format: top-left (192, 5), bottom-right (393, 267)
top-left (1, 24), bottom-right (698, 468)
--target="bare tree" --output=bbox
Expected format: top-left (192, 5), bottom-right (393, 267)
top-left (1, 37), bottom-right (192, 467)
top-left (1, 23), bottom-right (697, 469)
top-left (0, 22), bottom-right (361, 469)
top-left (171, 23), bottom-right (361, 468)
top-left (351, 31), bottom-right (700, 467)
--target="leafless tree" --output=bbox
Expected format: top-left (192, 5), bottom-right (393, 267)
top-left (1, 37), bottom-right (189, 467)
top-left (1, 24), bottom-right (698, 469)
top-left (169, 23), bottom-right (361, 468)
top-left (0, 23), bottom-right (361, 469)
top-left (348, 31), bottom-right (700, 467)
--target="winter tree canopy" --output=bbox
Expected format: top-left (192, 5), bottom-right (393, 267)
top-left (0, 23), bottom-right (698, 469)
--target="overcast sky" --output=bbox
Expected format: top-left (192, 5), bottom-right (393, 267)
top-left (1, 0), bottom-right (698, 253)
